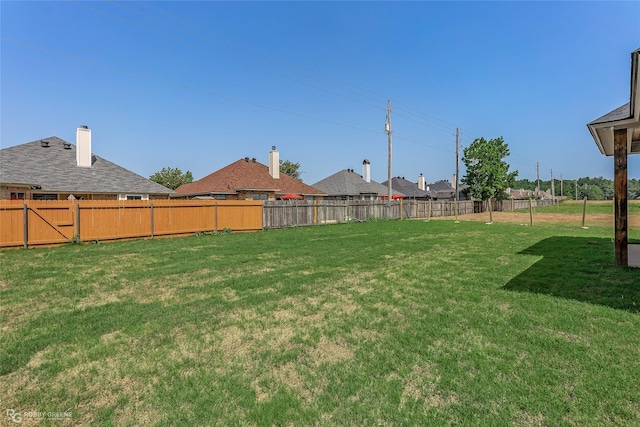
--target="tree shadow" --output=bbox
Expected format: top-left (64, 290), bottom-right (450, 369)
top-left (503, 236), bottom-right (640, 313)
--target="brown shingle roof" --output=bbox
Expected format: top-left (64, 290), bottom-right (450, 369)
top-left (175, 158), bottom-right (324, 196)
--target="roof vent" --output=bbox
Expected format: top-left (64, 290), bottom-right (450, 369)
top-left (80, 125), bottom-right (88, 129)
top-left (245, 157), bottom-right (249, 162)
top-left (40, 140), bottom-right (49, 148)
top-left (252, 158), bottom-right (256, 163)
top-left (63, 142), bottom-right (72, 149)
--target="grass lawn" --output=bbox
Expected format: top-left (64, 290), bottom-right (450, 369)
top-left (532, 199), bottom-right (640, 216)
top-left (1, 220), bottom-right (639, 425)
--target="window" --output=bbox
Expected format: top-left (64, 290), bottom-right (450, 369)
top-left (252, 194), bottom-right (268, 200)
top-left (10, 192), bottom-right (25, 200)
top-left (216, 195), bottom-right (227, 200)
top-left (126, 195), bottom-right (142, 200)
top-left (32, 194), bottom-right (57, 200)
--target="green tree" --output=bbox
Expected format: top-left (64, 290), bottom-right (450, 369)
top-left (629, 179), bottom-right (640, 199)
top-left (149, 167), bottom-right (194, 190)
top-left (512, 178), bottom-right (536, 191)
top-left (279, 159), bottom-right (303, 181)
top-left (461, 136), bottom-right (518, 202)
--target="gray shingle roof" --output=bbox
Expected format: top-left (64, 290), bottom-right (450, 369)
top-left (426, 180), bottom-right (456, 199)
top-left (312, 169), bottom-right (403, 197)
top-left (588, 103), bottom-right (631, 125)
top-left (0, 137), bottom-right (173, 195)
top-left (381, 177), bottom-right (433, 198)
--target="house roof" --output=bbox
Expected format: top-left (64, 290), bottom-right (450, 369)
top-left (312, 169), bottom-right (404, 197)
top-left (0, 137), bottom-right (174, 195)
top-left (381, 176), bottom-right (433, 198)
top-left (174, 158), bottom-right (325, 196)
top-left (420, 180), bottom-right (458, 199)
top-left (588, 47), bottom-right (640, 156)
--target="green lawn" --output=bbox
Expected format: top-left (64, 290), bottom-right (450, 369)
top-left (532, 199), bottom-right (640, 215)
top-left (1, 220), bottom-right (639, 425)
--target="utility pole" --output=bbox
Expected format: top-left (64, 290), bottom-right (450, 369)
top-left (385, 99), bottom-right (393, 204)
top-left (455, 128), bottom-right (459, 217)
top-left (536, 162), bottom-right (540, 192)
top-left (551, 169), bottom-right (555, 204)
top-left (560, 173), bottom-right (563, 197)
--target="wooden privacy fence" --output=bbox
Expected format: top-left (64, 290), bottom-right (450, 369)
top-left (0, 200), bottom-right (263, 248)
top-left (262, 198), bottom-right (556, 229)
top-left (1, 198), bottom-right (558, 248)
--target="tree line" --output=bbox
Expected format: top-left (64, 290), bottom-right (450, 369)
top-left (512, 177), bottom-right (640, 200)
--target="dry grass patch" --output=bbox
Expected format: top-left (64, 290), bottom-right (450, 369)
top-left (309, 336), bottom-right (354, 366)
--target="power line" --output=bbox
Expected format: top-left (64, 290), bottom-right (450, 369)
top-left (68, 0), bottom-right (387, 111)
top-left (94, 0), bottom-right (477, 140)
top-left (1, 37), bottom-right (383, 136)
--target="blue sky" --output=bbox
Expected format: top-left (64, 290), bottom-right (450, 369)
top-left (2, 1), bottom-right (639, 186)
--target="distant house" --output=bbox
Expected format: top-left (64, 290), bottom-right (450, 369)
top-left (425, 180), bottom-right (456, 200)
top-left (508, 188), bottom-right (555, 200)
top-left (174, 147), bottom-right (325, 200)
top-left (381, 175), bottom-right (433, 200)
top-left (0, 127), bottom-right (174, 200)
top-left (312, 160), bottom-right (404, 200)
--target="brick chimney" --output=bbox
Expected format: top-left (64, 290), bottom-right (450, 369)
top-left (76, 125), bottom-right (92, 167)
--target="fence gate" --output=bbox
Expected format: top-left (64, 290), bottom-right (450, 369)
top-left (0, 201), bottom-right (77, 248)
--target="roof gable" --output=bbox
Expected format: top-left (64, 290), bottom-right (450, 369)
top-left (175, 158), bottom-right (324, 196)
top-left (0, 137), bottom-right (174, 194)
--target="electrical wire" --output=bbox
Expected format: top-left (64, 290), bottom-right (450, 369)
top-left (1, 37), bottom-right (383, 137)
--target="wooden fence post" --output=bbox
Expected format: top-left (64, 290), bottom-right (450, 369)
top-left (150, 202), bottom-right (154, 239)
top-left (581, 196), bottom-right (588, 229)
top-left (313, 199), bottom-right (317, 225)
top-left (76, 202), bottom-right (81, 241)
top-left (23, 202), bottom-right (28, 249)
top-left (488, 198), bottom-right (493, 223)
top-left (215, 201), bottom-right (219, 232)
top-left (529, 198), bottom-right (533, 227)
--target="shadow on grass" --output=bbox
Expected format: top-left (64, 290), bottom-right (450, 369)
top-left (504, 236), bottom-right (640, 313)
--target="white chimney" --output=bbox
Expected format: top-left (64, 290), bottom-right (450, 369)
top-left (362, 159), bottom-right (371, 183)
top-left (76, 126), bottom-right (92, 167)
top-left (417, 173), bottom-right (426, 191)
top-left (269, 146), bottom-right (279, 179)
top-left (452, 174), bottom-right (457, 189)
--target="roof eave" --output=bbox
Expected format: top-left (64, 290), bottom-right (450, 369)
top-left (631, 48), bottom-right (639, 119)
top-left (588, 49), bottom-right (640, 156)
